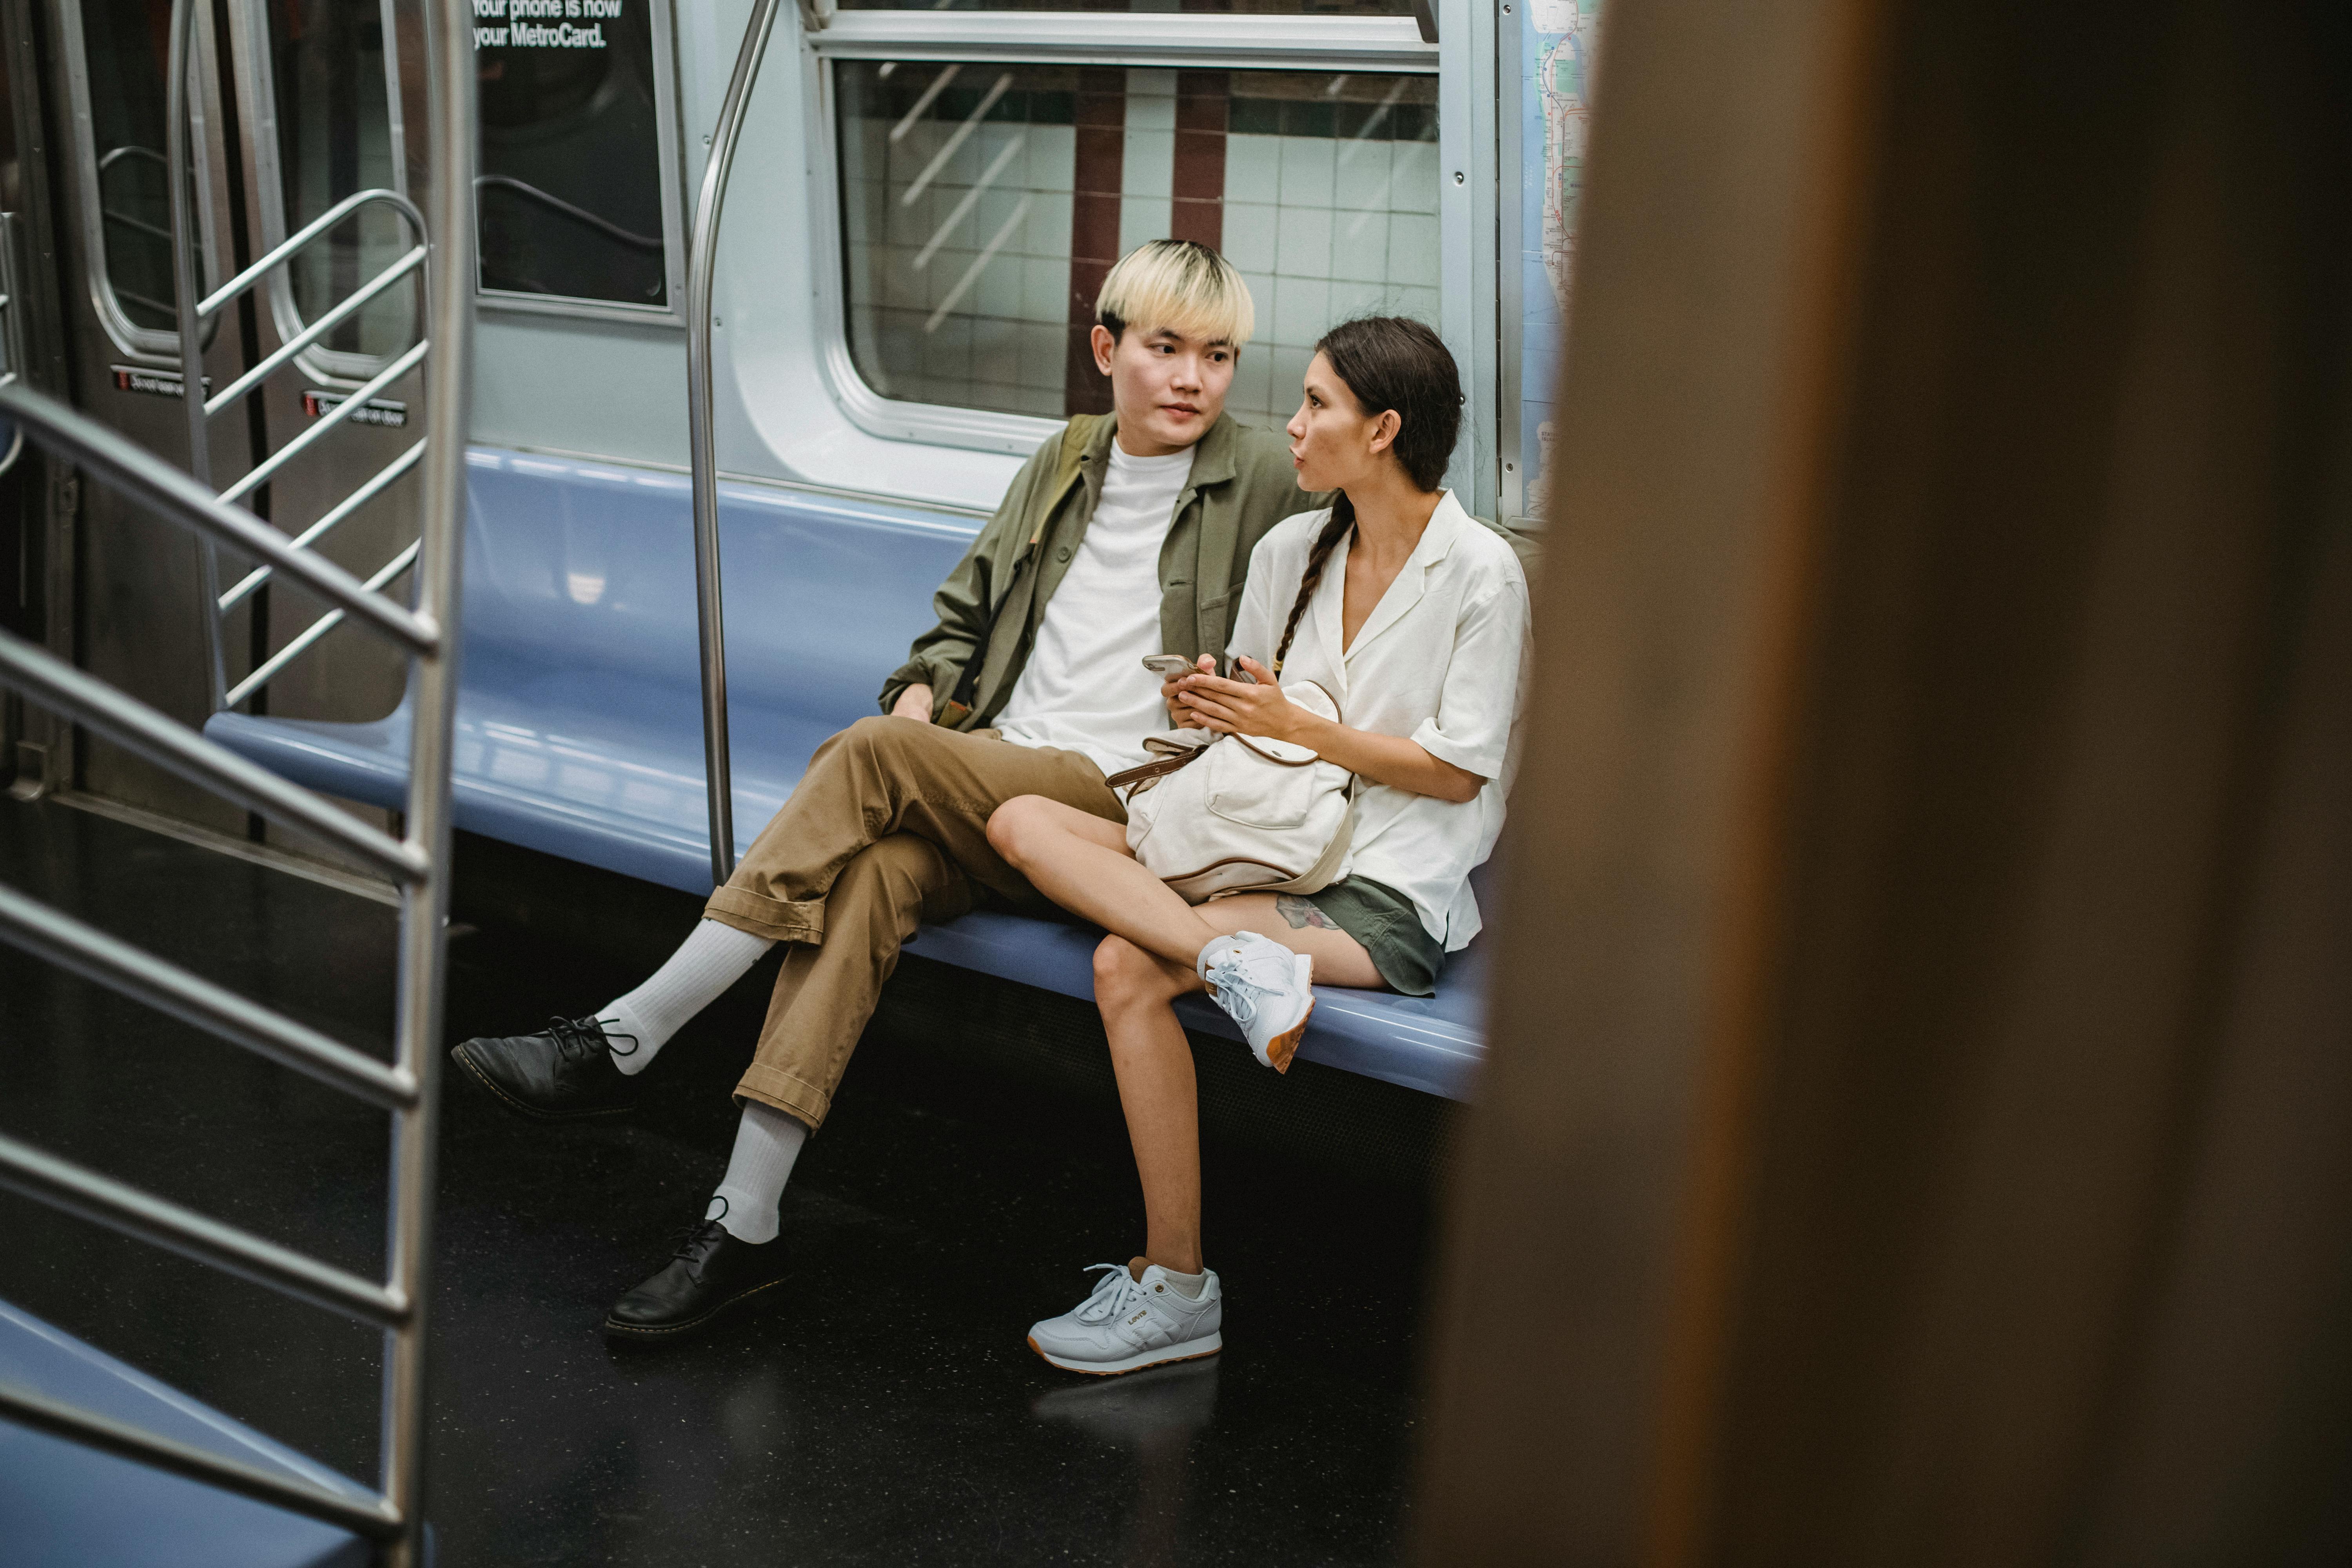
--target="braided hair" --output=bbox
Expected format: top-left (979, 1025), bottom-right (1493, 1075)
top-left (1271, 318), bottom-right (1463, 673)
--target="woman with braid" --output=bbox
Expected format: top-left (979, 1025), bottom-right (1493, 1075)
top-left (988, 318), bottom-right (1531, 1375)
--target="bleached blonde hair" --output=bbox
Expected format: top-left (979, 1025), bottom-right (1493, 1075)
top-left (1095, 239), bottom-right (1255, 349)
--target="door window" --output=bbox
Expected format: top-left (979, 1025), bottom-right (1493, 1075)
top-left (70, 0), bottom-right (220, 350)
top-left (264, 0), bottom-right (414, 358)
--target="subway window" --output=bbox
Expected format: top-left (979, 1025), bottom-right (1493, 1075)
top-left (837, 0), bottom-right (1413, 13)
top-left (265, 0), bottom-right (415, 358)
top-left (473, 0), bottom-right (669, 309)
top-left (75, 0), bottom-right (211, 340)
top-left (836, 62), bottom-right (1439, 426)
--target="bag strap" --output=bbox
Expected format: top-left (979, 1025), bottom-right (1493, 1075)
top-left (941, 417), bottom-right (1100, 723)
top-left (1104, 746), bottom-right (1205, 796)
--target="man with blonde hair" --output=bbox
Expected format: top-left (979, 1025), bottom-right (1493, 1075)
top-left (452, 240), bottom-right (1317, 1340)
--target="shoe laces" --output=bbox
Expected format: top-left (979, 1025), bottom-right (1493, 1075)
top-left (667, 1210), bottom-right (729, 1266)
top-left (546, 1014), bottom-right (631, 1062)
top-left (1071, 1262), bottom-right (1151, 1325)
top-left (1202, 956), bottom-right (1269, 1028)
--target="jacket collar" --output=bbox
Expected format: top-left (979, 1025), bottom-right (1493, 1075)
top-left (1085, 411), bottom-right (1242, 492)
top-left (1314, 489), bottom-right (1469, 664)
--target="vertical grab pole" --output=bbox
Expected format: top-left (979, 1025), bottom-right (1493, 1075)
top-left (379, 2), bottom-right (473, 1564)
top-left (686, 0), bottom-right (783, 888)
top-left (164, 0), bottom-right (230, 711)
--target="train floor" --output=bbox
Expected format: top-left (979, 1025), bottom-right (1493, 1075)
top-left (0, 794), bottom-right (1443, 1566)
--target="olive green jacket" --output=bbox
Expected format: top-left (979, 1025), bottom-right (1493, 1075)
top-left (880, 412), bottom-right (1324, 727)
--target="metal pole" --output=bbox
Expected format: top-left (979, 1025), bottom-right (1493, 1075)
top-left (0, 1382), bottom-right (403, 1541)
top-left (687, 0), bottom-right (784, 887)
top-left (378, 2), bottom-right (475, 1561)
top-left (0, 383), bottom-right (440, 653)
top-left (164, 0), bottom-right (230, 711)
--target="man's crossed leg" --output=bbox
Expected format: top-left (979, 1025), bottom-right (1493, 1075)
top-left (450, 716), bottom-right (1122, 1338)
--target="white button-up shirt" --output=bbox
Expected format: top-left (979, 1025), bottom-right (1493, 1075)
top-left (1226, 491), bottom-right (1532, 950)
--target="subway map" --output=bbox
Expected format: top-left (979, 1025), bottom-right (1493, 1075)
top-left (1517, 0), bottom-right (1602, 521)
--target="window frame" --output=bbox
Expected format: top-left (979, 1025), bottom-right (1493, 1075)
top-left (59, 0), bottom-right (227, 365)
top-left (467, 0), bottom-right (691, 326)
top-left (225, 0), bottom-right (414, 386)
top-left (800, 9), bottom-right (1493, 503)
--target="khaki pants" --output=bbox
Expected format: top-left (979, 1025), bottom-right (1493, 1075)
top-left (702, 716), bottom-right (1123, 1130)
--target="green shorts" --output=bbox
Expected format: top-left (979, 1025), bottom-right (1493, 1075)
top-left (1298, 876), bottom-right (1446, 998)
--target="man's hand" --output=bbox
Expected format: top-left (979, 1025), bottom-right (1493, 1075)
top-left (890, 682), bottom-right (935, 722)
top-left (1163, 655), bottom-right (1214, 728)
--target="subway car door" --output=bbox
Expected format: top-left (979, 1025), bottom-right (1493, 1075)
top-left (26, 0), bottom-right (424, 844)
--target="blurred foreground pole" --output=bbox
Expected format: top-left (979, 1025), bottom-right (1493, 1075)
top-left (1416, 0), bottom-right (2352, 1563)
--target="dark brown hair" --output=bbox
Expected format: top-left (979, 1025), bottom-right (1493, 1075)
top-left (1272, 318), bottom-right (1463, 673)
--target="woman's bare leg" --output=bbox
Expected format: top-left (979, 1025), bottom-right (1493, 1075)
top-left (1093, 934), bottom-right (1211, 1274)
top-left (1193, 893), bottom-right (1388, 989)
top-left (991, 798), bottom-right (1397, 989)
top-left (989, 796), bottom-right (1227, 967)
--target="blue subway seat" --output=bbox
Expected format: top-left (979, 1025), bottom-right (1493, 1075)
top-left (0, 1299), bottom-right (376, 1568)
top-left (205, 447), bottom-right (1486, 1101)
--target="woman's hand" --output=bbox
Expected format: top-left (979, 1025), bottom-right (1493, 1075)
top-left (1173, 656), bottom-right (1314, 742)
top-left (1180, 656), bottom-right (1485, 802)
top-left (889, 682), bottom-right (934, 722)
top-left (1164, 655), bottom-right (1214, 728)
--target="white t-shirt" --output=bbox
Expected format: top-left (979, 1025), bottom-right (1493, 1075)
top-left (995, 443), bottom-right (1195, 775)
top-left (1226, 492), bottom-right (1531, 950)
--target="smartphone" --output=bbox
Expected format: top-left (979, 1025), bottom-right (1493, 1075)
top-left (1141, 654), bottom-right (1196, 680)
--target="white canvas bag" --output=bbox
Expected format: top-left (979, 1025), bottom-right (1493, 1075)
top-left (1106, 680), bottom-right (1356, 904)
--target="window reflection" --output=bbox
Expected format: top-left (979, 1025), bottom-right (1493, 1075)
top-left (475, 1), bottom-right (668, 307)
top-left (837, 62), bottom-right (1439, 425)
top-left (82, 0), bottom-right (191, 332)
top-left (268, 0), bottom-right (414, 357)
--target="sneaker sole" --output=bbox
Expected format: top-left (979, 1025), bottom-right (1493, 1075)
top-left (1255, 953), bottom-right (1316, 1074)
top-left (603, 1274), bottom-right (791, 1343)
top-left (449, 1041), bottom-right (635, 1122)
top-left (1027, 1331), bottom-right (1224, 1377)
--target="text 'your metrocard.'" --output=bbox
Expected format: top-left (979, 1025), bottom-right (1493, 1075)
top-left (472, 0), bottom-right (621, 49)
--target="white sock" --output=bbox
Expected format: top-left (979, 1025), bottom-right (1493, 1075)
top-left (705, 1101), bottom-right (808, 1245)
top-left (1159, 1266), bottom-right (1208, 1299)
top-left (597, 918), bottom-right (773, 1076)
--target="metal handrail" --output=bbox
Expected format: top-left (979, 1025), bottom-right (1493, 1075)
top-left (0, 880), bottom-right (418, 1107)
top-left (220, 440), bottom-right (426, 611)
top-left (0, 1381), bottom-right (402, 1540)
top-left (225, 538), bottom-right (418, 709)
top-left (207, 244), bottom-right (426, 416)
top-left (0, 383), bottom-right (440, 653)
top-left (0, 4), bottom-right (475, 1561)
top-left (688, 0), bottom-right (785, 887)
top-left (0, 212), bottom-right (25, 479)
top-left (0, 624), bottom-right (426, 882)
top-left (170, 0), bottom-right (432, 714)
top-left (220, 339), bottom-right (429, 506)
top-left (0, 382), bottom-right (436, 654)
top-left (0, 1131), bottom-right (411, 1327)
top-left (195, 186), bottom-right (426, 324)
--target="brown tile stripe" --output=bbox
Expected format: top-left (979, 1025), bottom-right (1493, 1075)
top-left (1065, 67), bottom-right (1127, 416)
top-left (1171, 71), bottom-right (1229, 252)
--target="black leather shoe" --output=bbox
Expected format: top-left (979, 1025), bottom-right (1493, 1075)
top-left (604, 1218), bottom-right (790, 1341)
top-left (448, 1016), bottom-right (639, 1121)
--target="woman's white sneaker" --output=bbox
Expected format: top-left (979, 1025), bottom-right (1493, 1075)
top-left (1197, 931), bottom-right (1314, 1071)
top-left (1027, 1262), bottom-right (1224, 1376)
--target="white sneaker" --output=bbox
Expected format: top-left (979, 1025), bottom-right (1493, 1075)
top-left (1027, 1262), bottom-right (1224, 1376)
top-left (1198, 931), bottom-right (1314, 1072)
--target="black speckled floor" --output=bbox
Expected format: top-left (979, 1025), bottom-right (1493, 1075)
top-left (0, 797), bottom-right (1446, 1565)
